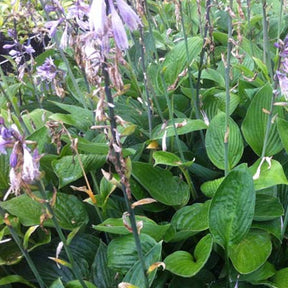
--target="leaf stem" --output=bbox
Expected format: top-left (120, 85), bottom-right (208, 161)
top-left (37, 183), bottom-right (88, 288)
top-left (102, 62), bottom-right (149, 288)
top-left (224, 0), bottom-right (233, 176)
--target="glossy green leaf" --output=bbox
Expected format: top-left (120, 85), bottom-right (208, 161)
top-left (229, 230), bottom-right (272, 274)
top-left (271, 268), bottom-right (288, 288)
top-left (22, 108), bottom-right (52, 133)
top-left (0, 275), bottom-right (36, 287)
top-left (171, 201), bottom-right (210, 240)
top-left (277, 118), bottom-right (288, 153)
top-left (52, 154), bottom-right (106, 188)
top-left (205, 112), bottom-right (244, 170)
top-left (107, 234), bottom-right (157, 274)
top-left (252, 218), bottom-right (282, 240)
top-left (123, 242), bottom-right (162, 287)
top-left (49, 102), bottom-right (94, 130)
top-left (0, 192), bottom-right (88, 230)
top-left (93, 216), bottom-right (170, 241)
top-left (241, 84), bottom-right (283, 156)
top-left (240, 262), bottom-right (275, 284)
top-left (153, 151), bottom-right (194, 167)
top-left (200, 177), bottom-right (224, 198)
top-left (91, 240), bottom-right (116, 288)
top-left (161, 37), bottom-right (202, 90)
top-left (254, 194), bottom-right (284, 221)
top-left (152, 119), bottom-right (207, 140)
top-left (200, 68), bottom-right (225, 87)
top-left (0, 154), bottom-right (9, 195)
top-left (65, 280), bottom-right (98, 288)
top-left (49, 278), bottom-right (65, 288)
top-left (132, 162), bottom-right (190, 206)
top-left (249, 159), bottom-right (288, 190)
top-left (164, 234), bottom-right (213, 277)
top-left (209, 164), bottom-right (255, 247)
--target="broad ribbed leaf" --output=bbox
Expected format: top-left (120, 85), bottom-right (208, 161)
top-left (209, 164), bottom-right (255, 247)
top-left (0, 275), bottom-right (36, 287)
top-left (252, 218), bottom-right (282, 240)
top-left (161, 37), bottom-right (202, 90)
top-left (254, 194), bottom-right (284, 221)
top-left (52, 154), bottom-right (106, 188)
top-left (107, 234), bottom-right (157, 274)
top-left (123, 242), bottom-right (162, 287)
top-left (91, 240), bottom-right (116, 288)
top-left (132, 162), bottom-right (190, 206)
top-left (249, 159), bottom-right (288, 190)
top-left (153, 151), bottom-right (194, 167)
top-left (93, 216), bottom-right (170, 241)
top-left (152, 119), bottom-right (207, 140)
top-left (0, 192), bottom-right (88, 230)
top-left (205, 112), bottom-right (244, 170)
top-left (200, 177), bottom-right (224, 198)
top-left (277, 118), bottom-right (288, 153)
top-left (171, 201), bottom-right (210, 233)
top-left (164, 234), bottom-right (213, 277)
top-left (242, 84), bottom-right (282, 156)
top-left (272, 268), bottom-right (288, 288)
top-left (230, 230), bottom-right (272, 274)
top-left (65, 281), bottom-right (97, 288)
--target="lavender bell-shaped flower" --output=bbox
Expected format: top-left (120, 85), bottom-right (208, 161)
top-left (36, 57), bottom-right (57, 82)
top-left (89, 0), bottom-right (107, 36)
top-left (108, 0), bottom-right (129, 50)
top-left (116, 0), bottom-right (141, 31)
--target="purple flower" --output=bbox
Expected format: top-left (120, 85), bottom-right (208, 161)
top-left (116, 0), bottom-right (141, 31)
top-left (45, 18), bottom-right (64, 37)
top-left (108, 0), bottom-right (129, 50)
top-left (89, 0), bottom-right (107, 36)
top-left (22, 145), bottom-right (40, 182)
top-left (36, 57), bottom-right (57, 82)
top-left (276, 71), bottom-right (288, 99)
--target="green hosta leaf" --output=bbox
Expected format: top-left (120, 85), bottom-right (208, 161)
top-left (27, 126), bottom-right (50, 153)
top-left (254, 194), bottom-right (284, 221)
top-left (153, 151), bottom-right (194, 167)
top-left (271, 268), bottom-right (288, 288)
top-left (0, 240), bottom-right (22, 265)
top-left (200, 177), bottom-right (224, 198)
top-left (277, 118), bottom-right (288, 153)
top-left (229, 230), bottom-right (272, 274)
top-left (209, 164), bottom-right (255, 247)
top-left (0, 154), bottom-right (9, 195)
top-left (202, 92), bottom-right (240, 120)
top-left (205, 112), bottom-right (244, 170)
top-left (241, 84), bottom-right (283, 156)
top-left (0, 192), bottom-right (88, 230)
top-left (49, 101), bottom-right (94, 131)
top-left (107, 234), bottom-right (157, 274)
top-left (200, 68), bottom-right (225, 87)
top-left (252, 218), bottom-right (282, 240)
top-left (22, 108), bottom-right (52, 133)
top-left (91, 240), bottom-right (116, 288)
top-left (164, 234), bottom-right (213, 277)
top-left (52, 154), bottom-right (106, 188)
top-left (160, 36), bottom-right (202, 90)
top-left (152, 119), bottom-right (207, 140)
top-left (253, 57), bottom-right (269, 80)
top-left (123, 242), bottom-right (162, 287)
top-left (93, 216), bottom-right (170, 242)
top-left (49, 278), bottom-right (65, 288)
top-left (132, 162), bottom-right (190, 206)
top-left (249, 159), bottom-right (288, 190)
top-left (171, 201), bottom-right (210, 241)
top-left (240, 262), bottom-right (276, 284)
top-left (65, 281), bottom-right (98, 288)
top-left (0, 275), bottom-right (36, 287)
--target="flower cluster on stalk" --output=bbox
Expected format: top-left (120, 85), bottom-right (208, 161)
top-left (275, 36), bottom-right (288, 100)
top-left (0, 118), bottom-right (41, 200)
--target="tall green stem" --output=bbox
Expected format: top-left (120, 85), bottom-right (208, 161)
top-left (224, 0), bottom-right (233, 176)
top-left (102, 62), bottom-right (149, 288)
